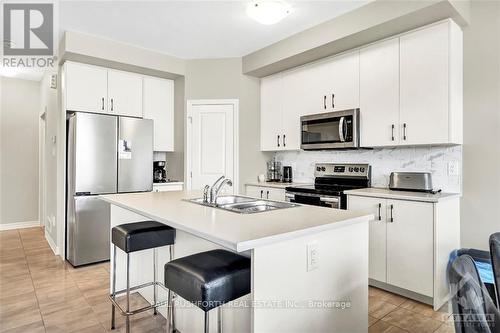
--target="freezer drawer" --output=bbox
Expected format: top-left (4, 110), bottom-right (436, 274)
top-left (118, 117), bottom-right (153, 192)
top-left (66, 196), bottom-right (110, 266)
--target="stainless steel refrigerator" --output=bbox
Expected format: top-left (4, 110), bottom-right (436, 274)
top-left (66, 112), bottom-right (153, 266)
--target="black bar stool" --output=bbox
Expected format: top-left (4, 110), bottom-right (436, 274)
top-left (164, 249), bottom-right (251, 333)
top-left (110, 221), bottom-right (176, 333)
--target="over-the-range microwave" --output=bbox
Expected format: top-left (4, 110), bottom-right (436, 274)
top-left (300, 109), bottom-right (360, 150)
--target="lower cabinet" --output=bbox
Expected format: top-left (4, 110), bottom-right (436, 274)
top-left (348, 195), bottom-right (436, 299)
top-left (246, 185), bottom-right (285, 201)
top-left (152, 183), bottom-right (183, 192)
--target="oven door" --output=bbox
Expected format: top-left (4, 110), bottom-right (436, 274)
top-left (300, 109), bottom-right (359, 150)
top-left (286, 192), bottom-right (341, 209)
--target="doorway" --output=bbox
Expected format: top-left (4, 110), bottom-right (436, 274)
top-left (186, 99), bottom-right (239, 194)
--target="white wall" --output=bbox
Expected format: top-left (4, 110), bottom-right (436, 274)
top-left (461, 1), bottom-right (500, 250)
top-left (0, 77), bottom-right (41, 228)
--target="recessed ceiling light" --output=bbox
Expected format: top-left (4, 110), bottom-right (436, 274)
top-left (246, 1), bottom-right (291, 25)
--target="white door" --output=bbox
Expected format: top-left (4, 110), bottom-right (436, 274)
top-left (189, 102), bottom-right (236, 193)
top-left (400, 21), bottom-right (449, 145)
top-left (260, 74), bottom-right (283, 151)
top-left (360, 38), bottom-right (400, 147)
top-left (348, 196), bottom-right (387, 282)
top-left (65, 62), bottom-right (108, 113)
top-left (246, 186), bottom-right (265, 199)
top-left (317, 51), bottom-right (360, 112)
top-left (386, 200), bottom-right (434, 297)
top-left (143, 76), bottom-right (175, 151)
top-left (108, 70), bottom-right (143, 117)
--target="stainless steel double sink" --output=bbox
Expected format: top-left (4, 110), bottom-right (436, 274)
top-left (186, 195), bottom-right (298, 214)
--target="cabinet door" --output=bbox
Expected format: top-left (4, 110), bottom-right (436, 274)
top-left (360, 38), bottom-right (400, 147)
top-left (265, 188), bottom-right (285, 201)
top-left (143, 77), bottom-right (175, 151)
top-left (246, 186), bottom-right (265, 199)
top-left (260, 75), bottom-right (283, 151)
top-left (400, 22), bottom-right (449, 145)
top-left (348, 196), bottom-right (387, 282)
top-left (386, 200), bottom-right (433, 297)
top-left (317, 51), bottom-right (360, 111)
top-left (65, 62), bottom-right (107, 113)
top-left (108, 70), bottom-right (143, 117)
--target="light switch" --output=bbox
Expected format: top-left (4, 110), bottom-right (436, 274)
top-left (307, 241), bottom-right (319, 271)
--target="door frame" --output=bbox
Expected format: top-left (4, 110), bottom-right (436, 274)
top-left (186, 99), bottom-right (239, 193)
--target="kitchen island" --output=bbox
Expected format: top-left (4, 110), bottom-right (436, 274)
top-left (100, 190), bottom-right (372, 333)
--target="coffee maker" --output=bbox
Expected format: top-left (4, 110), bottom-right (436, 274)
top-left (153, 161), bottom-right (167, 183)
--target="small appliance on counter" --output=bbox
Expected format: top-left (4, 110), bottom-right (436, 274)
top-left (153, 161), bottom-right (167, 183)
top-left (267, 159), bottom-right (282, 182)
top-left (389, 172), bottom-right (436, 193)
top-left (283, 166), bottom-right (293, 183)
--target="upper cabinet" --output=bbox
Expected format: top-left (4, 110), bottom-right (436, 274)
top-left (360, 20), bottom-right (463, 147)
top-left (143, 76), bottom-right (175, 151)
top-left (64, 62), bottom-right (143, 118)
top-left (261, 19), bottom-right (463, 151)
top-left (107, 70), bottom-right (143, 117)
top-left (65, 62), bottom-right (108, 113)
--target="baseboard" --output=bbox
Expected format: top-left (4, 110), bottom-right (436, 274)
top-left (0, 220), bottom-right (40, 231)
top-left (45, 229), bottom-right (59, 255)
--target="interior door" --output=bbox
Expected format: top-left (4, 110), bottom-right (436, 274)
top-left (260, 74), bottom-right (283, 151)
top-left (348, 196), bottom-right (387, 282)
top-left (189, 103), bottom-right (235, 193)
top-left (118, 117), bottom-right (153, 193)
top-left (70, 112), bottom-right (117, 195)
top-left (360, 38), bottom-right (400, 147)
top-left (400, 21), bottom-right (449, 145)
top-left (386, 200), bottom-right (434, 296)
top-left (108, 70), bottom-right (143, 117)
top-left (65, 62), bottom-right (108, 113)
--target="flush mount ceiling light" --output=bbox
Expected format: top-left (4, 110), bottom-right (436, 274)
top-left (247, 1), bottom-right (291, 25)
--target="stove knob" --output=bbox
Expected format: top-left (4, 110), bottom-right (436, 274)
top-left (349, 167), bottom-right (354, 172)
top-left (354, 167), bottom-right (359, 172)
top-left (321, 167), bottom-right (326, 171)
top-left (360, 167), bottom-right (365, 173)
top-left (316, 167), bottom-right (321, 172)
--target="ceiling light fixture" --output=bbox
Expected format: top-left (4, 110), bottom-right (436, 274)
top-left (247, 1), bottom-right (291, 25)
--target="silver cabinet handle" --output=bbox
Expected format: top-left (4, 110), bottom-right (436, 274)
top-left (331, 93), bottom-right (335, 109)
top-left (378, 203), bottom-right (382, 221)
top-left (403, 123), bottom-right (407, 140)
top-left (283, 134), bottom-right (286, 147)
top-left (101, 97), bottom-right (105, 110)
top-left (111, 98), bottom-right (114, 111)
top-left (391, 124), bottom-right (395, 141)
top-left (323, 95), bottom-right (327, 109)
top-left (277, 135), bottom-right (280, 147)
top-left (266, 191), bottom-right (269, 199)
top-left (389, 204), bottom-right (394, 222)
top-left (260, 190), bottom-right (263, 198)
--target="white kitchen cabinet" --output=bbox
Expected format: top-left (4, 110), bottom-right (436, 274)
top-left (316, 50), bottom-right (360, 112)
top-left (260, 74), bottom-right (284, 151)
top-left (386, 200), bottom-right (433, 297)
top-left (143, 76), bottom-right (175, 151)
top-left (153, 182), bottom-right (183, 192)
top-left (360, 38), bottom-right (400, 147)
top-left (65, 62), bottom-right (108, 113)
top-left (348, 196), bottom-right (387, 283)
top-left (399, 20), bottom-right (463, 145)
top-left (347, 192), bottom-right (460, 309)
top-left (108, 70), bottom-right (143, 117)
top-left (245, 185), bottom-right (285, 201)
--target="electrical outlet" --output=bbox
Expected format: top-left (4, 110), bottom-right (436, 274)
top-left (307, 241), bottom-right (319, 272)
top-left (448, 161), bottom-right (459, 176)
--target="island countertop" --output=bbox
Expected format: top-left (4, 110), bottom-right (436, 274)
top-left (100, 191), bottom-right (372, 252)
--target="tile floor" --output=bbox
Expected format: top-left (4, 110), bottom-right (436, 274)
top-left (0, 227), bottom-right (454, 333)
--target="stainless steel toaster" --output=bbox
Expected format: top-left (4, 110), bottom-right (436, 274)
top-left (389, 172), bottom-right (433, 192)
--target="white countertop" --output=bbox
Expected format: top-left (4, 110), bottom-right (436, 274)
top-left (153, 181), bottom-right (184, 186)
top-left (246, 182), bottom-right (312, 189)
top-left (345, 187), bottom-right (461, 203)
top-left (100, 191), bottom-right (372, 252)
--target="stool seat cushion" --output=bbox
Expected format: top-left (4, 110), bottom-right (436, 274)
top-left (112, 221), bottom-right (175, 253)
top-left (164, 249), bottom-right (250, 312)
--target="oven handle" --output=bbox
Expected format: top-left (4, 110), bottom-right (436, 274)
top-left (339, 116), bottom-right (346, 142)
top-left (286, 191), bottom-right (340, 201)
top-left (319, 197), bottom-right (340, 203)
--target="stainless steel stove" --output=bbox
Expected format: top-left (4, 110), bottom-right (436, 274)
top-left (285, 163), bottom-right (371, 209)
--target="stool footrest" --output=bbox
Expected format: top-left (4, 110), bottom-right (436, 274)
top-left (109, 281), bottom-right (170, 316)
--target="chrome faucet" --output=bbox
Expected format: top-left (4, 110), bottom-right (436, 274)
top-left (209, 175), bottom-right (232, 204)
top-left (202, 185), bottom-right (210, 203)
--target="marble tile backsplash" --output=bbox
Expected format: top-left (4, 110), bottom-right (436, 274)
top-left (274, 146), bottom-right (462, 193)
